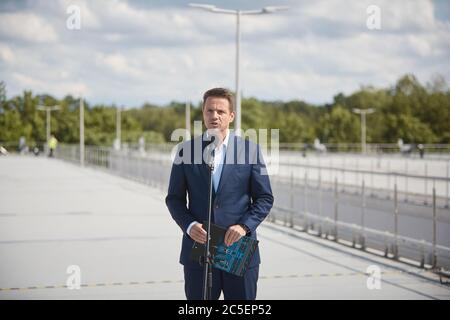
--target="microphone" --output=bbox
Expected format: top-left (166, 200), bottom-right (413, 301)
top-left (204, 131), bottom-right (219, 169)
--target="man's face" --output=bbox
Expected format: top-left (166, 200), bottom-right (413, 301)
top-left (203, 97), bottom-right (235, 132)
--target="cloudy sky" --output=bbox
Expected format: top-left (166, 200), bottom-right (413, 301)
top-left (0, 0), bottom-right (449, 107)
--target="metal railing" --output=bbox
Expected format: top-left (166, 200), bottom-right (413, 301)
top-left (275, 155), bottom-right (450, 209)
top-left (279, 142), bottom-right (450, 157)
top-left (53, 144), bottom-right (450, 272)
top-left (269, 170), bottom-right (450, 271)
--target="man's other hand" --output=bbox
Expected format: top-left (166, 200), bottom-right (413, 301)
top-left (224, 224), bottom-right (246, 247)
top-left (189, 223), bottom-right (207, 244)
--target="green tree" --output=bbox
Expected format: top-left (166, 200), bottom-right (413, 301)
top-left (382, 114), bottom-right (437, 143)
top-left (274, 112), bottom-right (314, 143)
top-left (317, 105), bottom-right (359, 143)
top-left (242, 98), bottom-right (267, 132)
top-left (1, 73), bottom-right (448, 146)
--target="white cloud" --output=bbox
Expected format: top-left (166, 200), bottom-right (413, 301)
top-left (406, 35), bottom-right (432, 57)
top-left (380, 0), bottom-right (436, 31)
top-left (12, 72), bottom-right (43, 88)
top-left (12, 71), bottom-right (88, 97)
top-left (0, 0), bottom-right (449, 106)
top-left (0, 12), bottom-right (58, 43)
top-left (95, 52), bottom-right (144, 79)
top-left (0, 44), bottom-right (15, 63)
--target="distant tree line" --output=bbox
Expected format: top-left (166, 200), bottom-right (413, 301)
top-left (0, 74), bottom-right (449, 147)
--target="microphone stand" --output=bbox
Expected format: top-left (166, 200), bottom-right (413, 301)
top-left (202, 147), bottom-right (215, 300)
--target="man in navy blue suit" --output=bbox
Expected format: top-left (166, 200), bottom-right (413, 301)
top-left (166, 87), bottom-right (274, 300)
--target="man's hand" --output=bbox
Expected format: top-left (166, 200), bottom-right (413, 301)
top-left (224, 224), bottom-right (247, 247)
top-left (189, 223), bottom-right (207, 244)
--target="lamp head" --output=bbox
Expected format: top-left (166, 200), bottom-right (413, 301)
top-left (262, 6), bottom-right (289, 13)
top-left (189, 3), bottom-right (216, 11)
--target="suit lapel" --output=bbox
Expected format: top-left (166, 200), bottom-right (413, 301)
top-left (215, 161), bottom-right (230, 196)
top-left (200, 139), bottom-right (211, 187)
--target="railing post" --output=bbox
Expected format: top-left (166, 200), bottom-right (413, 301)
top-left (342, 156), bottom-right (346, 193)
top-left (289, 171), bottom-right (294, 227)
top-left (318, 168), bottom-right (322, 237)
top-left (334, 177), bottom-right (338, 241)
top-left (394, 175), bottom-right (399, 260)
top-left (432, 180), bottom-right (437, 268)
top-left (370, 159), bottom-right (374, 197)
top-left (405, 159), bottom-right (408, 202)
top-left (424, 163), bottom-right (428, 205)
top-left (387, 159), bottom-right (391, 199)
top-left (361, 179), bottom-right (366, 250)
top-left (159, 158), bottom-right (164, 191)
top-left (446, 161), bottom-right (449, 209)
top-left (304, 171), bottom-right (308, 231)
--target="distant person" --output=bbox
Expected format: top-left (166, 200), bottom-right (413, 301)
top-left (48, 135), bottom-right (58, 157)
top-left (417, 144), bottom-right (425, 159)
top-left (32, 145), bottom-right (40, 156)
top-left (313, 138), bottom-right (327, 153)
top-left (18, 136), bottom-right (28, 154)
top-left (398, 138), bottom-right (413, 156)
top-left (139, 136), bottom-right (146, 156)
top-left (0, 146), bottom-right (8, 156)
top-left (302, 143), bottom-right (308, 157)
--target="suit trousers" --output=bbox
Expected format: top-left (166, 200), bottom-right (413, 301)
top-left (183, 265), bottom-right (259, 300)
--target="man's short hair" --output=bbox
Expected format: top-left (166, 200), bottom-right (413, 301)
top-left (202, 88), bottom-right (235, 113)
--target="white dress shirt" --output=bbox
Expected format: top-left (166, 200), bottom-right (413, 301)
top-left (187, 130), bottom-right (230, 237)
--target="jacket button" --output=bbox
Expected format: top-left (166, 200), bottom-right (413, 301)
top-left (215, 205), bottom-right (219, 209)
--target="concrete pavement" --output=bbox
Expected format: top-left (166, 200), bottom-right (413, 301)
top-left (0, 156), bottom-right (449, 299)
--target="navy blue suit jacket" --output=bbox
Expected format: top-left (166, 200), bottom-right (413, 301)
top-left (165, 132), bottom-right (274, 269)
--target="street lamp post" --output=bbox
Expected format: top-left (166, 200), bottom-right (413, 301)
top-left (352, 108), bottom-right (375, 154)
top-left (189, 3), bottom-right (288, 134)
top-left (115, 106), bottom-right (122, 150)
top-left (115, 106), bottom-right (133, 150)
top-left (79, 97), bottom-right (85, 166)
top-left (37, 104), bottom-right (60, 146)
top-left (186, 101), bottom-right (191, 141)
